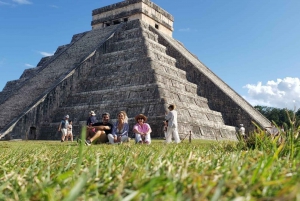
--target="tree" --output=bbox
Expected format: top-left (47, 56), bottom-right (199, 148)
top-left (254, 105), bottom-right (299, 127)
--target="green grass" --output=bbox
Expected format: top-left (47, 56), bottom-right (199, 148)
top-left (0, 133), bottom-right (299, 200)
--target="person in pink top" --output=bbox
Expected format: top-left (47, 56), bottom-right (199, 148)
top-left (133, 114), bottom-right (152, 144)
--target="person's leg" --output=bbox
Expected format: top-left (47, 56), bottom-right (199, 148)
top-left (144, 134), bottom-right (151, 144)
top-left (121, 136), bottom-right (129, 143)
top-left (135, 134), bottom-right (142, 143)
top-left (86, 130), bottom-right (105, 145)
top-left (165, 128), bottom-right (173, 143)
top-left (107, 134), bottom-right (115, 144)
top-left (173, 127), bottom-right (181, 143)
top-left (70, 133), bottom-right (73, 142)
top-left (61, 129), bottom-right (67, 142)
top-left (65, 133), bottom-right (69, 141)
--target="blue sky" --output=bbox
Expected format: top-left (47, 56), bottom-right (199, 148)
top-left (0, 0), bottom-right (299, 109)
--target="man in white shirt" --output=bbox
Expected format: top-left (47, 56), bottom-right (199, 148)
top-left (165, 104), bottom-right (180, 144)
top-left (239, 124), bottom-right (246, 139)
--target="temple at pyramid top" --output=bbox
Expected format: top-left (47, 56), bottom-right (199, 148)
top-left (91, 0), bottom-right (174, 36)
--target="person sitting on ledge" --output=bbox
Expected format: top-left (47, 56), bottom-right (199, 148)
top-left (133, 114), bottom-right (152, 144)
top-left (107, 111), bottom-right (129, 144)
top-left (85, 112), bottom-right (113, 146)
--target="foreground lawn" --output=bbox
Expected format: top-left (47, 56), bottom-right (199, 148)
top-left (0, 139), bottom-right (299, 201)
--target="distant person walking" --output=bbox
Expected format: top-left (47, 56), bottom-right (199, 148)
top-left (66, 120), bottom-right (73, 142)
top-left (58, 115), bottom-right (69, 142)
top-left (165, 104), bottom-right (180, 144)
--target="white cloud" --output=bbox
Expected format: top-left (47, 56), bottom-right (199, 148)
top-left (243, 77), bottom-right (300, 109)
top-left (178, 28), bottom-right (191, 32)
top-left (12, 0), bottom-right (32, 5)
top-left (39, 51), bottom-right (54, 57)
top-left (25, 63), bottom-right (35, 67)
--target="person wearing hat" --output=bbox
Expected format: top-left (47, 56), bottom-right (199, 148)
top-left (133, 114), bottom-right (152, 144)
top-left (87, 111), bottom-right (97, 126)
top-left (165, 104), bottom-right (180, 144)
top-left (58, 115), bottom-right (69, 142)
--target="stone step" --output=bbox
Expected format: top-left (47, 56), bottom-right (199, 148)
top-left (52, 97), bottom-right (165, 122)
top-left (101, 44), bottom-right (176, 66)
top-left (69, 83), bottom-right (160, 106)
top-left (114, 27), bottom-right (158, 42)
top-left (147, 48), bottom-right (177, 66)
top-left (77, 68), bottom-right (156, 92)
top-left (93, 57), bottom-right (187, 79)
top-left (104, 36), bottom-right (167, 55)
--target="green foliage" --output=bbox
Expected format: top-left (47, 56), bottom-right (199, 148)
top-left (254, 105), bottom-right (300, 127)
top-left (1, 135), bottom-right (299, 200)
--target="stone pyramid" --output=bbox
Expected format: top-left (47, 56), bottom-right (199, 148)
top-left (0, 0), bottom-right (270, 140)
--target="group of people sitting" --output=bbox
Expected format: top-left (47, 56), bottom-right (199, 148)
top-left (59, 104), bottom-right (180, 145)
top-left (84, 111), bottom-right (152, 145)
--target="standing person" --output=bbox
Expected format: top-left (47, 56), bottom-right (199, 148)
top-left (133, 114), bottom-right (152, 144)
top-left (85, 112), bottom-right (113, 145)
top-left (108, 111), bottom-right (129, 144)
top-left (165, 104), bottom-right (180, 144)
top-left (87, 111), bottom-right (97, 126)
top-left (66, 120), bottom-right (73, 142)
top-left (58, 115), bottom-right (69, 142)
top-left (266, 122), bottom-right (279, 139)
top-left (239, 124), bottom-right (246, 139)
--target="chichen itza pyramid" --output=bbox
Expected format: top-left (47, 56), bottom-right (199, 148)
top-left (0, 0), bottom-right (270, 140)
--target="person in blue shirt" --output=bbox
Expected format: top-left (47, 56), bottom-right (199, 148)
top-left (86, 111), bottom-right (97, 126)
top-left (108, 111), bottom-right (129, 144)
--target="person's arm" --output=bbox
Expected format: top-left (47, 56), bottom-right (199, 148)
top-left (133, 124), bottom-right (140, 134)
top-left (145, 124), bottom-right (152, 135)
top-left (165, 112), bottom-right (171, 121)
top-left (120, 123), bottom-right (129, 136)
top-left (58, 122), bottom-right (62, 131)
top-left (93, 125), bottom-right (111, 130)
top-left (111, 123), bottom-right (118, 138)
